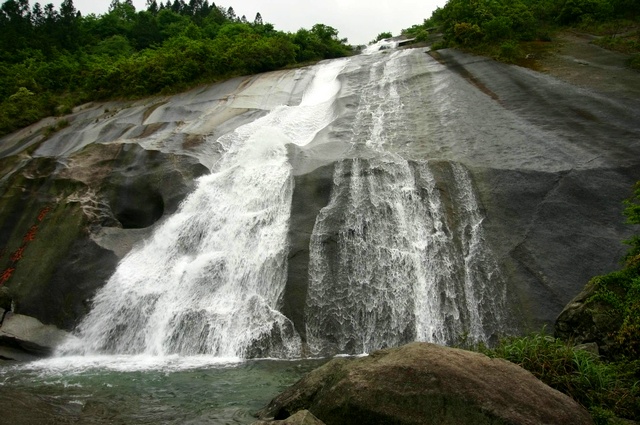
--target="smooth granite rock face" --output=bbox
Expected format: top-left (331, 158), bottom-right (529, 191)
top-left (283, 164), bottom-right (335, 341)
top-left (257, 342), bottom-right (594, 425)
top-left (0, 47), bottom-right (638, 347)
top-left (0, 68), bottom-right (313, 336)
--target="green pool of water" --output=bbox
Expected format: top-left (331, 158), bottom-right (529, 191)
top-left (0, 356), bottom-right (327, 424)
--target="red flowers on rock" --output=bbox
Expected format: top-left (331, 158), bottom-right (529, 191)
top-left (0, 205), bottom-right (52, 287)
top-left (0, 267), bottom-right (15, 286)
top-left (22, 226), bottom-right (38, 243)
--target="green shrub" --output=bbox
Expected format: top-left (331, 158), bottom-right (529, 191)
top-left (402, 0), bottom-right (638, 69)
top-left (454, 22), bottom-right (484, 45)
top-left (484, 16), bottom-right (513, 41)
top-left (483, 330), bottom-right (640, 422)
top-left (581, 182), bottom-right (640, 359)
top-left (499, 40), bottom-right (521, 62)
top-left (414, 29), bottom-right (432, 43)
top-left (430, 40), bottom-right (449, 50)
top-left (372, 32), bottom-right (393, 43)
top-left (56, 118), bottom-right (69, 129)
top-left (559, 0), bottom-right (614, 25)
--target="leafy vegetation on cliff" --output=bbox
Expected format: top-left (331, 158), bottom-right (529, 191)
top-left (483, 183), bottom-right (640, 424)
top-left (404, 0), bottom-right (640, 65)
top-left (0, 0), bottom-right (352, 137)
top-left (587, 181), bottom-right (640, 360)
top-left (485, 331), bottom-right (640, 423)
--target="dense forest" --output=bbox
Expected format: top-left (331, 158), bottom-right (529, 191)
top-left (0, 0), bottom-right (352, 137)
top-left (404, 0), bottom-right (640, 64)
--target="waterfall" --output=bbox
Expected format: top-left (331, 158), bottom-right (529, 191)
top-left (305, 50), bottom-right (508, 355)
top-left (304, 158), bottom-right (508, 355)
top-left (63, 59), bottom-right (347, 358)
top-left (62, 47), bottom-right (509, 360)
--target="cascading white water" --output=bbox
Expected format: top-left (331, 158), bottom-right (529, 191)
top-left (363, 38), bottom-right (400, 55)
top-left (60, 46), bottom-right (508, 361)
top-left (305, 50), bottom-right (508, 355)
top-left (62, 59), bottom-right (347, 359)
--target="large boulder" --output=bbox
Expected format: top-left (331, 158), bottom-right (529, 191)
top-left (257, 342), bottom-right (593, 425)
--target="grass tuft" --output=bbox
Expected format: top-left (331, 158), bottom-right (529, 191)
top-left (481, 329), bottom-right (640, 423)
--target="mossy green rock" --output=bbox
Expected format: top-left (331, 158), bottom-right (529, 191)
top-left (555, 280), bottom-right (621, 359)
top-left (0, 142), bottom-right (207, 331)
top-left (257, 342), bottom-right (593, 425)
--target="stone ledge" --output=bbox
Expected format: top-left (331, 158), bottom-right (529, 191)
top-left (0, 311), bottom-right (70, 360)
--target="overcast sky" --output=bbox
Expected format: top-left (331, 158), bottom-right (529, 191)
top-left (67, 0), bottom-right (446, 46)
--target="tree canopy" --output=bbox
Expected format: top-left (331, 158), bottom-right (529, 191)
top-left (404, 0), bottom-right (639, 62)
top-left (0, 0), bottom-right (352, 136)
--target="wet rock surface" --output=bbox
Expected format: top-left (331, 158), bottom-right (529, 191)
top-left (0, 311), bottom-right (71, 360)
top-left (0, 142), bottom-right (208, 331)
top-left (537, 31), bottom-right (640, 99)
top-left (0, 45), bottom-right (638, 342)
top-left (423, 48), bottom-right (640, 329)
top-left (257, 342), bottom-right (593, 425)
top-left (284, 164), bottom-right (335, 342)
top-left (0, 67), bottom-right (313, 334)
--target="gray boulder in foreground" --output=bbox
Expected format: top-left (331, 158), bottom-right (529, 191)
top-left (257, 342), bottom-right (593, 425)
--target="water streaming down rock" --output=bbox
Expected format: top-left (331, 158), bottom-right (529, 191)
top-left (1, 31), bottom-right (638, 371)
top-left (362, 38), bottom-right (400, 55)
top-left (62, 60), bottom-right (347, 358)
top-left (59, 48), bottom-right (509, 360)
top-left (305, 50), bottom-right (508, 355)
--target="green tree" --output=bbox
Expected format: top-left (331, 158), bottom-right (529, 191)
top-left (130, 10), bottom-right (162, 49)
top-left (0, 0), bottom-right (33, 55)
top-left (156, 8), bottom-right (190, 38)
top-left (373, 31), bottom-right (393, 43)
top-left (0, 0), bottom-right (351, 136)
top-left (0, 87), bottom-right (45, 133)
top-left (558, 0), bottom-right (613, 24)
top-left (146, 0), bottom-right (159, 14)
top-left (57, 0), bottom-right (81, 50)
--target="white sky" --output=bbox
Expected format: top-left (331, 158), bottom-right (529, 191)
top-left (67, 0), bottom-right (446, 46)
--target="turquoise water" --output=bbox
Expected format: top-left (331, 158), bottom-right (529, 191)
top-left (0, 356), bottom-right (327, 424)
